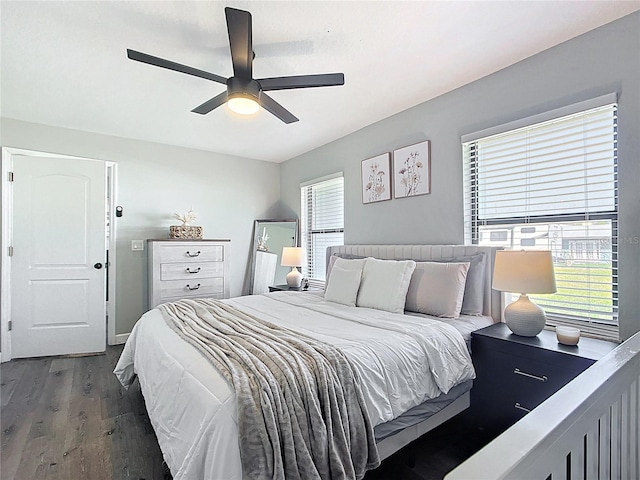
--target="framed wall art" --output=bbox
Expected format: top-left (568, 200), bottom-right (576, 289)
top-left (361, 153), bottom-right (392, 204)
top-left (393, 140), bottom-right (430, 198)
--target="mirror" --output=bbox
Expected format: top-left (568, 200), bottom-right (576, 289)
top-left (250, 219), bottom-right (299, 294)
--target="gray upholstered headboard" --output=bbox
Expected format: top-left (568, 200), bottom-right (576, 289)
top-left (326, 244), bottom-right (503, 323)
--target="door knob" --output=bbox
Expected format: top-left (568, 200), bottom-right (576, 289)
top-left (94, 263), bottom-right (103, 269)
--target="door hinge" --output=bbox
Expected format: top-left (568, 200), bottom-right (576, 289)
top-left (8, 246), bottom-right (13, 257)
top-left (8, 321), bottom-right (12, 331)
top-left (8, 171), bottom-right (14, 182)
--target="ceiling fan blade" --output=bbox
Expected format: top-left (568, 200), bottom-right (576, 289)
top-left (191, 91), bottom-right (228, 115)
top-left (259, 93), bottom-right (298, 124)
top-left (127, 49), bottom-right (227, 85)
top-left (225, 7), bottom-right (253, 79)
top-left (258, 73), bottom-right (345, 91)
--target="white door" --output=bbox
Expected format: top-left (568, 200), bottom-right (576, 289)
top-left (11, 155), bottom-right (106, 358)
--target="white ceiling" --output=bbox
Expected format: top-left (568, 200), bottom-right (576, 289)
top-left (2, 1), bottom-right (638, 163)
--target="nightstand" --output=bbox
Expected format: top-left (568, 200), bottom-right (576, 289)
top-left (269, 284), bottom-right (300, 292)
top-left (268, 284), bottom-right (321, 293)
top-left (471, 322), bottom-right (616, 434)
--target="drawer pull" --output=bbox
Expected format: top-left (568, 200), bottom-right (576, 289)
top-left (514, 368), bottom-right (548, 382)
top-left (515, 402), bottom-right (532, 413)
top-left (186, 283), bottom-right (201, 291)
top-left (186, 250), bottom-right (201, 257)
top-left (186, 267), bottom-right (201, 274)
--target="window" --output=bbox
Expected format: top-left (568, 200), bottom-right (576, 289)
top-left (301, 173), bottom-right (344, 288)
top-left (463, 96), bottom-right (618, 339)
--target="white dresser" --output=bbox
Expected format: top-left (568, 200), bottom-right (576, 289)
top-left (147, 239), bottom-right (230, 309)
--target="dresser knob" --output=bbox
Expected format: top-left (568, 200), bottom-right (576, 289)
top-left (186, 267), bottom-right (201, 274)
top-left (186, 250), bottom-right (201, 257)
top-left (186, 284), bottom-right (201, 291)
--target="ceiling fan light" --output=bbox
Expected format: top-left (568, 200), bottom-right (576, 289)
top-left (227, 95), bottom-right (260, 115)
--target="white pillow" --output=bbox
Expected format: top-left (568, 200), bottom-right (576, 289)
top-left (332, 256), bottom-right (368, 273)
top-left (325, 255), bottom-right (367, 286)
top-left (356, 258), bottom-right (417, 313)
top-left (404, 262), bottom-right (470, 318)
top-left (324, 266), bottom-right (363, 307)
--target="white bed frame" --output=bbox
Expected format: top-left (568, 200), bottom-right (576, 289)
top-left (445, 331), bottom-right (640, 479)
top-left (327, 244), bottom-right (502, 460)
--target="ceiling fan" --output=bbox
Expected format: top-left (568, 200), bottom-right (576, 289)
top-left (127, 7), bottom-right (345, 124)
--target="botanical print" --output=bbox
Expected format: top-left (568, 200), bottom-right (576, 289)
top-left (393, 141), bottom-right (430, 198)
top-left (361, 153), bottom-right (391, 204)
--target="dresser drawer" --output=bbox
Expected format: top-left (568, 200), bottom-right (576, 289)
top-left (157, 244), bottom-right (224, 263)
top-left (472, 384), bottom-right (529, 426)
top-left (160, 262), bottom-right (224, 280)
top-left (158, 278), bottom-right (225, 300)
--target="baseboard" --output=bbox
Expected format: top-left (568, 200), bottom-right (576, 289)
top-left (113, 333), bottom-right (130, 345)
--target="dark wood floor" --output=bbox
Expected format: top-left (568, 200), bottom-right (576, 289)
top-left (1, 345), bottom-right (492, 480)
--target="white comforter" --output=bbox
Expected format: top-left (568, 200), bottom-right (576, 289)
top-left (114, 292), bottom-right (475, 480)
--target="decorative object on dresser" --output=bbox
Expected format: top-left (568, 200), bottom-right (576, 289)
top-left (256, 226), bottom-right (270, 251)
top-left (170, 208), bottom-right (203, 239)
top-left (361, 153), bottom-right (391, 204)
top-left (393, 140), bottom-right (430, 198)
top-left (147, 239), bottom-right (230, 309)
top-left (281, 246), bottom-right (305, 288)
top-left (470, 322), bottom-right (616, 435)
top-left (492, 249), bottom-right (557, 336)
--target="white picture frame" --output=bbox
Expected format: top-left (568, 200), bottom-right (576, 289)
top-left (393, 140), bottom-right (431, 198)
top-left (361, 153), bottom-right (392, 204)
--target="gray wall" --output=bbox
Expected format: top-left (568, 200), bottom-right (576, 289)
top-left (1, 118), bottom-right (281, 335)
top-left (280, 12), bottom-right (640, 340)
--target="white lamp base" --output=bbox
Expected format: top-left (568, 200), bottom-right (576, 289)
top-left (504, 294), bottom-right (546, 337)
top-left (286, 267), bottom-right (303, 288)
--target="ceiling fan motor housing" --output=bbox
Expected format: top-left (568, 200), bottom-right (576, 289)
top-left (227, 77), bottom-right (261, 101)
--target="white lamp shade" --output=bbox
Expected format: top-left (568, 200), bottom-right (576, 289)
top-left (492, 250), bottom-right (557, 294)
top-left (281, 247), bottom-right (305, 267)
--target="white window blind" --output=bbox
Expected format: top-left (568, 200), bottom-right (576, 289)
top-left (463, 102), bottom-right (618, 339)
top-left (301, 174), bottom-right (344, 288)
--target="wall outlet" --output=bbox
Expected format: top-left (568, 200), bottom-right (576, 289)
top-left (131, 240), bottom-right (144, 251)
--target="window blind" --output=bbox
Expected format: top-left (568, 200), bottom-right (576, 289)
top-left (463, 103), bottom-right (618, 339)
top-left (301, 175), bottom-right (344, 288)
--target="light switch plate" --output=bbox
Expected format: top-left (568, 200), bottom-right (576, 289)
top-left (131, 240), bottom-right (144, 251)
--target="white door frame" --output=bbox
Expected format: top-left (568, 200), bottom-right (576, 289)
top-left (1, 147), bottom-right (118, 362)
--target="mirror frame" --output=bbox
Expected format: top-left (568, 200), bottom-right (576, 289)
top-left (249, 219), bottom-right (299, 294)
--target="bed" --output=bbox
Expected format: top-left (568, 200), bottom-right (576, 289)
top-left (114, 244), bottom-right (501, 479)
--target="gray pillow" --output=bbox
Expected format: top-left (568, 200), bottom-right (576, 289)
top-left (405, 262), bottom-right (470, 318)
top-left (433, 252), bottom-right (486, 315)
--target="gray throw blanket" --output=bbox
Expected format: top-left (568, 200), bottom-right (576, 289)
top-left (158, 298), bottom-right (380, 480)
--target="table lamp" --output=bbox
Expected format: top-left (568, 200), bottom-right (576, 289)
top-left (281, 247), bottom-right (305, 288)
top-left (492, 250), bottom-right (557, 337)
